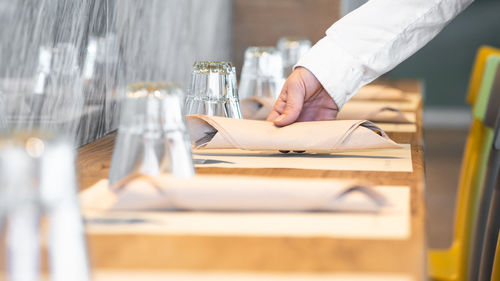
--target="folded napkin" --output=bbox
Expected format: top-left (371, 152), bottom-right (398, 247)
top-left (241, 97), bottom-right (276, 120)
top-left (352, 85), bottom-right (407, 101)
top-left (338, 103), bottom-right (416, 123)
top-left (80, 174), bottom-right (388, 212)
top-left (186, 115), bottom-right (401, 152)
top-left (239, 90), bottom-right (414, 122)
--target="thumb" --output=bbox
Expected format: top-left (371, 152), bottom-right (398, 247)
top-left (273, 82), bottom-right (305, 126)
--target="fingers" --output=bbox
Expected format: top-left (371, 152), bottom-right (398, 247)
top-left (266, 110), bottom-right (281, 122)
top-left (295, 89), bottom-right (339, 122)
top-left (266, 67), bottom-right (325, 126)
top-left (266, 74), bottom-right (306, 126)
top-left (266, 94), bottom-right (287, 122)
top-left (272, 87), bottom-right (304, 126)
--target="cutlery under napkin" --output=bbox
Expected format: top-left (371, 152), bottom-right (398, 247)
top-left (351, 85), bottom-right (407, 101)
top-left (80, 174), bottom-right (388, 212)
top-left (186, 115), bottom-right (401, 152)
top-left (337, 103), bottom-right (416, 123)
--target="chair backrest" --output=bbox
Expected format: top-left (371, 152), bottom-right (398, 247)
top-left (478, 114), bottom-right (500, 281)
top-left (475, 57), bottom-right (500, 122)
top-left (497, 121), bottom-right (500, 151)
top-left (467, 46), bottom-right (500, 106)
top-left (469, 64), bottom-right (500, 281)
top-left (453, 56), bottom-right (500, 279)
top-left (484, 67), bottom-right (500, 128)
top-left (490, 233), bottom-right (500, 281)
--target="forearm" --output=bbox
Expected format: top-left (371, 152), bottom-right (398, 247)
top-left (296, 0), bottom-right (474, 108)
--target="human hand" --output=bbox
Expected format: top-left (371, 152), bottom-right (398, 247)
top-left (266, 67), bottom-right (338, 126)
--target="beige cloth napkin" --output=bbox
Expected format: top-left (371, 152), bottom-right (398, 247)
top-left (338, 103), bottom-right (416, 123)
top-left (186, 115), bottom-right (401, 152)
top-left (351, 85), bottom-right (407, 101)
top-left (239, 88), bottom-right (413, 121)
top-left (80, 174), bottom-right (387, 212)
top-left (241, 97), bottom-right (276, 120)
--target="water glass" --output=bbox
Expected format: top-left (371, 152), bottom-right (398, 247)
top-left (109, 82), bottom-right (195, 187)
top-left (277, 37), bottom-right (312, 77)
top-left (184, 61), bottom-right (242, 118)
top-left (0, 132), bottom-right (89, 281)
top-left (238, 47), bottom-right (285, 100)
top-left (82, 33), bottom-right (119, 104)
top-left (4, 43), bottom-right (85, 135)
top-left (31, 43), bottom-right (84, 122)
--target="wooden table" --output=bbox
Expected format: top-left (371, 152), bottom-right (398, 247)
top-left (77, 80), bottom-right (426, 280)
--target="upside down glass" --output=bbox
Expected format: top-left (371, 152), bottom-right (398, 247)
top-left (2, 43), bottom-right (84, 135)
top-left (277, 37), bottom-right (312, 77)
top-left (238, 47), bottom-right (285, 100)
top-left (108, 82), bottom-right (195, 187)
top-left (184, 61), bottom-right (242, 118)
top-left (0, 132), bottom-right (89, 281)
top-left (32, 43), bottom-right (84, 128)
top-left (82, 33), bottom-right (119, 105)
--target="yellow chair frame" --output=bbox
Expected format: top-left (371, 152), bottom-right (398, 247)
top-left (428, 54), bottom-right (500, 281)
top-left (466, 46), bottom-right (500, 105)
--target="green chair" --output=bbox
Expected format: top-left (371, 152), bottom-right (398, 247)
top-left (466, 46), bottom-right (500, 106)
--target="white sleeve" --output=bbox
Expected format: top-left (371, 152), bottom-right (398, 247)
top-left (296, 0), bottom-right (474, 108)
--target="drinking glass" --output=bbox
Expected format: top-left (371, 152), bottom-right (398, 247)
top-left (82, 33), bottom-right (119, 104)
top-left (31, 43), bottom-right (84, 123)
top-left (238, 47), bottom-right (285, 100)
top-left (108, 82), bottom-right (195, 187)
top-left (277, 37), bottom-right (311, 77)
top-left (184, 61), bottom-right (242, 118)
top-left (4, 43), bottom-right (85, 135)
top-left (0, 132), bottom-right (89, 281)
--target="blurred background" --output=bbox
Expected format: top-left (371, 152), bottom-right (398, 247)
top-left (1, 0), bottom-right (500, 249)
top-left (0, 0), bottom-right (232, 145)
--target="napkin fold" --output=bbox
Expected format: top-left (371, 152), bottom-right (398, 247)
top-left (351, 85), bottom-right (407, 101)
top-left (241, 97), bottom-right (275, 120)
top-left (338, 103), bottom-right (416, 123)
top-left (186, 115), bottom-right (401, 152)
top-left (239, 94), bottom-right (414, 124)
top-left (80, 174), bottom-right (388, 212)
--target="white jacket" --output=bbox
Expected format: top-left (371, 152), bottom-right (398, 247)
top-left (296, 0), bottom-right (474, 108)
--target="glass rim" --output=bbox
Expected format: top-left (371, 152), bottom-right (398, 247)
top-left (245, 46), bottom-right (280, 55)
top-left (126, 82), bottom-right (183, 99)
top-left (192, 61), bottom-right (235, 74)
top-left (0, 130), bottom-right (56, 144)
top-left (277, 37), bottom-right (312, 50)
top-left (0, 131), bottom-right (73, 164)
top-left (277, 36), bottom-right (311, 43)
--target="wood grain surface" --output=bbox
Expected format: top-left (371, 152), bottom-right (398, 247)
top-left (77, 80), bottom-right (426, 280)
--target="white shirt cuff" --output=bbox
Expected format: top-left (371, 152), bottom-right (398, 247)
top-left (295, 37), bottom-right (366, 109)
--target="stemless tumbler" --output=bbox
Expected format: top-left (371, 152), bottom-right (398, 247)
top-left (31, 43), bottom-right (84, 125)
top-left (108, 82), bottom-right (195, 187)
top-left (82, 33), bottom-right (119, 104)
top-left (0, 132), bottom-right (89, 281)
top-left (277, 37), bottom-right (311, 77)
top-left (184, 61), bottom-right (242, 118)
top-left (238, 47), bottom-right (285, 100)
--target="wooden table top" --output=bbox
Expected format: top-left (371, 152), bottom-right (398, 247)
top-left (77, 79), bottom-right (426, 280)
